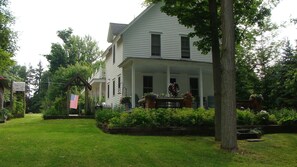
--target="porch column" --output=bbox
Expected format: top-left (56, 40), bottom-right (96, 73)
top-left (99, 82), bottom-right (102, 103)
top-left (166, 65), bottom-right (170, 95)
top-left (131, 62), bottom-right (136, 108)
top-left (199, 68), bottom-right (204, 108)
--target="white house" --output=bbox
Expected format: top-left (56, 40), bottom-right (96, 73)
top-left (89, 3), bottom-right (214, 108)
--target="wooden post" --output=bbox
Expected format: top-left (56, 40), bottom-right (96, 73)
top-left (66, 87), bottom-right (70, 115)
top-left (85, 85), bottom-right (89, 115)
top-left (10, 80), bottom-right (14, 113)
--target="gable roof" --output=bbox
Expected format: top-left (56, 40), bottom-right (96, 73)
top-left (64, 75), bottom-right (92, 90)
top-left (106, 3), bottom-right (156, 44)
top-left (107, 23), bottom-right (128, 42)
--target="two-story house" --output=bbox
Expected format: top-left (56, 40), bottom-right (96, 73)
top-left (89, 3), bottom-right (214, 108)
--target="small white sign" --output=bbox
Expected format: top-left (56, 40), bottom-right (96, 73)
top-left (13, 82), bottom-right (26, 92)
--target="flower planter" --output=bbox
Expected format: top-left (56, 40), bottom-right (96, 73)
top-left (145, 99), bottom-right (156, 109)
top-left (183, 99), bottom-right (192, 108)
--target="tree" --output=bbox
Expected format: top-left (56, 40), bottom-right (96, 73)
top-left (262, 40), bottom-right (297, 109)
top-left (220, 0), bottom-right (237, 151)
top-left (145, 0), bottom-right (278, 142)
top-left (0, 0), bottom-right (17, 73)
top-left (45, 28), bottom-right (102, 73)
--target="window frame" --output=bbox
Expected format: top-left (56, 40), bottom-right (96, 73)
top-left (151, 34), bottom-right (161, 56)
top-left (181, 36), bottom-right (190, 58)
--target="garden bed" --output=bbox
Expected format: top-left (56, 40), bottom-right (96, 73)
top-left (101, 126), bottom-right (214, 136)
top-left (101, 125), bottom-right (297, 137)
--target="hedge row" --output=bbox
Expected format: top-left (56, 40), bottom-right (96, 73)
top-left (96, 108), bottom-right (297, 128)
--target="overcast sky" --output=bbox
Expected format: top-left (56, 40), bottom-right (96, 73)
top-left (9, 0), bottom-right (297, 68)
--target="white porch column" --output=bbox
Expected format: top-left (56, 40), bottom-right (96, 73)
top-left (199, 68), bottom-right (204, 108)
top-left (166, 65), bottom-right (170, 95)
top-left (131, 62), bottom-right (136, 108)
top-left (99, 82), bottom-right (102, 103)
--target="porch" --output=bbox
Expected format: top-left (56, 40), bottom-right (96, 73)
top-left (119, 57), bottom-right (214, 108)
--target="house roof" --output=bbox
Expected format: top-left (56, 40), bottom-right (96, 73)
top-left (106, 4), bottom-right (156, 44)
top-left (107, 23), bottom-right (128, 43)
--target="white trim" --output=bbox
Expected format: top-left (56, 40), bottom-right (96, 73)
top-left (199, 69), bottom-right (204, 108)
top-left (167, 65), bottom-right (170, 95)
top-left (131, 62), bottom-right (136, 108)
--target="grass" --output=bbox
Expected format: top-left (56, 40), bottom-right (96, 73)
top-left (0, 114), bottom-right (296, 167)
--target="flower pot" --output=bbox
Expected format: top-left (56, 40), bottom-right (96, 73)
top-left (183, 98), bottom-right (192, 108)
top-left (145, 99), bottom-right (156, 109)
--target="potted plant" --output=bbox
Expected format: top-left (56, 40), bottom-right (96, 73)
top-left (120, 96), bottom-right (131, 110)
top-left (144, 93), bottom-right (157, 109)
top-left (182, 92), bottom-right (193, 108)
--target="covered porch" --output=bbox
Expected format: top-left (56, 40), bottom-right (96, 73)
top-left (119, 57), bottom-right (214, 108)
top-left (87, 67), bottom-right (106, 104)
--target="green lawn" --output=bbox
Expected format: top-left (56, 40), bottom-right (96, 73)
top-left (0, 114), bottom-right (296, 167)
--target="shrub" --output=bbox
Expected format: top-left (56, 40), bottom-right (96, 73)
top-left (95, 108), bottom-right (121, 127)
top-left (269, 108), bottom-right (297, 126)
top-left (237, 109), bottom-right (255, 125)
top-left (196, 108), bottom-right (215, 126)
top-left (255, 110), bottom-right (277, 125)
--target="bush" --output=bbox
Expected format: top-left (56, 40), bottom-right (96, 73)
top-left (255, 110), bottom-right (277, 125)
top-left (271, 108), bottom-right (297, 126)
top-left (237, 109), bottom-right (255, 125)
top-left (95, 108), bottom-right (121, 127)
top-left (43, 97), bottom-right (67, 117)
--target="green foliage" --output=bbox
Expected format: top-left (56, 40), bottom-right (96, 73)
top-left (255, 110), bottom-right (277, 125)
top-left (95, 108), bottom-right (121, 127)
top-left (97, 108), bottom-right (215, 128)
top-left (262, 40), bottom-right (297, 109)
top-left (43, 96), bottom-right (67, 116)
top-left (0, 0), bottom-right (17, 73)
top-left (45, 28), bottom-right (102, 73)
top-left (95, 107), bottom-right (297, 128)
top-left (270, 108), bottom-right (297, 126)
top-left (237, 109), bottom-right (255, 125)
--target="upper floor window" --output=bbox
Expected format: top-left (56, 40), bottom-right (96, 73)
top-left (181, 36), bottom-right (190, 58)
top-left (113, 44), bottom-right (116, 64)
top-left (151, 34), bottom-right (161, 56)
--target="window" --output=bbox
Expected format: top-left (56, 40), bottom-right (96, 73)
top-left (113, 44), bottom-right (115, 64)
top-left (107, 84), bottom-right (110, 98)
top-left (143, 76), bottom-right (153, 94)
top-left (112, 79), bottom-right (115, 96)
top-left (190, 78), bottom-right (199, 98)
top-left (181, 36), bottom-right (190, 58)
top-left (118, 76), bottom-right (121, 93)
top-left (151, 34), bottom-right (161, 56)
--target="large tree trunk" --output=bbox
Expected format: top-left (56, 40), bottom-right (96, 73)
top-left (220, 0), bottom-right (238, 151)
top-left (208, 0), bottom-right (222, 141)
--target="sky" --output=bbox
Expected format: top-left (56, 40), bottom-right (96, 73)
top-left (8, 0), bottom-right (297, 68)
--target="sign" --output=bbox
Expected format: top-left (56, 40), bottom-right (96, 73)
top-left (13, 82), bottom-right (26, 92)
